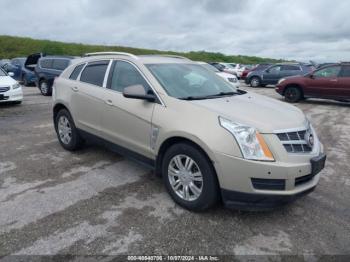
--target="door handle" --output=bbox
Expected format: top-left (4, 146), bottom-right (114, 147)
top-left (105, 99), bottom-right (113, 106)
top-left (330, 79), bottom-right (338, 82)
top-left (71, 86), bottom-right (79, 92)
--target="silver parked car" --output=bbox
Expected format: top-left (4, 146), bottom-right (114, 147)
top-left (52, 52), bottom-right (326, 211)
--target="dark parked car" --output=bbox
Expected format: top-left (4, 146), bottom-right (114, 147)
top-left (1, 58), bottom-right (37, 86)
top-left (241, 64), bottom-right (272, 80)
top-left (276, 63), bottom-right (350, 103)
top-left (245, 63), bottom-right (313, 87)
top-left (25, 53), bottom-right (74, 96)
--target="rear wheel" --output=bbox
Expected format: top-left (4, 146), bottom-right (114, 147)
top-left (39, 79), bottom-right (51, 96)
top-left (284, 86), bottom-right (302, 103)
top-left (250, 77), bottom-right (261, 87)
top-left (162, 143), bottom-right (219, 211)
top-left (22, 74), bottom-right (29, 86)
top-left (55, 109), bottom-right (83, 151)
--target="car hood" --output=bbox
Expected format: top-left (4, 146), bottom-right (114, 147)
top-left (0, 76), bottom-right (17, 86)
top-left (190, 92), bottom-right (307, 133)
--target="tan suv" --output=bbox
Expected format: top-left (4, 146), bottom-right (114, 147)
top-left (52, 52), bottom-right (326, 211)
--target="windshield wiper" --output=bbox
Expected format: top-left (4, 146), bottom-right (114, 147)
top-left (179, 92), bottom-right (238, 101)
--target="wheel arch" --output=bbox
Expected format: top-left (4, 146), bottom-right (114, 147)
top-left (53, 102), bottom-right (72, 129)
top-left (155, 136), bottom-right (218, 178)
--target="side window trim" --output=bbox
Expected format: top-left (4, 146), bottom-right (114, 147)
top-left (103, 60), bottom-right (113, 88)
top-left (77, 62), bottom-right (88, 81)
top-left (106, 59), bottom-right (165, 106)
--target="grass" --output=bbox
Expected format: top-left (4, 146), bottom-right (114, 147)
top-left (0, 35), bottom-right (283, 64)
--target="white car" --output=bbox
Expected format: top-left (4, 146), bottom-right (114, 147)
top-left (0, 69), bottom-right (23, 104)
top-left (223, 63), bottom-right (248, 78)
top-left (197, 62), bottom-right (240, 88)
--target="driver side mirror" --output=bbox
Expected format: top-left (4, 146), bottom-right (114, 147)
top-left (8, 72), bottom-right (15, 77)
top-left (265, 69), bottom-right (270, 73)
top-left (309, 74), bottom-right (315, 79)
top-left (123, 84), bottom-right (156, 102)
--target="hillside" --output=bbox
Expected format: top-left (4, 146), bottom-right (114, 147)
top-left (0, 35), bottom-right (283, 64)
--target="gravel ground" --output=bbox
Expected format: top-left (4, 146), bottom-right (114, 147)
top-left (0, 83), bottom-right (349, 259)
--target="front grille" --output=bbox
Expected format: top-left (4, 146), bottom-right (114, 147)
top-left (277, 128), bottom-right (313, 153)
top-left (0, 86), bottom-right (10, 93)
top-left (251, 178), bottom-right (286, 190)
top-left (295, 174), bottom-right (315, 187)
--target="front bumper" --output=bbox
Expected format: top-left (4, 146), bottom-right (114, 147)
top-left (0, 88), bottom-right (23, 103)
top-left (275, 85), bottom-right (283, 95)
top-left (221, 186), bottom-right (316, 211)
top-left (213, 147), bottom-right (325, 210)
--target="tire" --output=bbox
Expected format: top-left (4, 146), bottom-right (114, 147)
top-left (13, 101), bottom-right (22, 105)
top-left (284, 86), bottom-right (302, 103)
top-left (55, 109), bottom-right (84, 151)
top-left (250, 77), bottom-right (261, 87)
top-left (161, 143), bottom-right (219, 211)
top-left (39, 79), bottom-right (52, 96)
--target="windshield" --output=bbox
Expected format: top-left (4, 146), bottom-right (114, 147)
top-left (0, 68), bottom-right (6, 76)
top-left (200, 63), bottom-right (220, 73)
top-left (147, 63), bottom-right (237, 99)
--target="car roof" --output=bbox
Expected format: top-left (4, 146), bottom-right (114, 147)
top-left (71, 53), bottom-right (194, 65)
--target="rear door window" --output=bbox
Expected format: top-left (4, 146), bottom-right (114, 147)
top-left (40, 59), bottom-right (53, 69)
top-left (340, 66), bottom-right (350, 77)
top-left (281, 65), bottom-right (300, 71)
top-left (69, 64), bottom-right (85, 80)
top-left (52, 59), bottom-right (70, 71)
top-left (80, 61), bottom-right (109, 87)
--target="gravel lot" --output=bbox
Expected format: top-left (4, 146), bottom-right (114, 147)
top-left (0, 83), bottom-right (349, 258)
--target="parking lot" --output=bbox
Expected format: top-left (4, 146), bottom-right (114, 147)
top-left (0, 83), bottom-right (349, 257)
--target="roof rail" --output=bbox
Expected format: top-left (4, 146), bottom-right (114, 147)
top-left (159, 55), bottom-right (189, 60)
top-left (140, 54), bottom-right (190, 60)
top-left (83, 52), bottom-right (138, 59)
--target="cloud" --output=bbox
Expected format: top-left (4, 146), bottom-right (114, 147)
top-left (0, 0), bottom-right (349, 62)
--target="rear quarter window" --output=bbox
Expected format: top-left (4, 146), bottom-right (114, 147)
top-left (69, 64), bottom-right (85, 80)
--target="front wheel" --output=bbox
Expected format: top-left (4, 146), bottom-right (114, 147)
top-left (250, 77), bottom-right (261, 87)
top-left (284, 87), bottom-right (302, 103)
top-left (162, 143), bottom-right (219, 211)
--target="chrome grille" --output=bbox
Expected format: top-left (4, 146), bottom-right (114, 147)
top-left (277, 129), bottom-right (313, 153)
top-left (0, 86), bottom-right (10, 93)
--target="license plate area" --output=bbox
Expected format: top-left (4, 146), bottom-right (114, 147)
top-left (311, 153), bottom-right (326, 176)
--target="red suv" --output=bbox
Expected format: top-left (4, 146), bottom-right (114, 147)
top-left (276, 63), bottom-right (350, 103)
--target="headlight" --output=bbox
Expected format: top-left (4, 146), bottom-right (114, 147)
top-left (219, 117), bottom-right (274, 161)
top-left (12, 83), bottom-right (21, 89)
top-left (228, 77), bottom-right (237, 83)
top-left (278, 78), bottom-right (286, 84)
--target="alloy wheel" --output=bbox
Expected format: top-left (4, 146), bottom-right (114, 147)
top-left (168, 155), bottom-right (203, 202)
top-left (57, 116), bottom-right (72, 145)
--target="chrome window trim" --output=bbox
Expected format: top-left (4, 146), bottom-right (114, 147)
top-left (103, 60), bottom-right (113, 88)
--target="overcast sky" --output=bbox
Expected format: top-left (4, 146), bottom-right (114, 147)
top-left (0, 0), bottom-right (349, 62)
